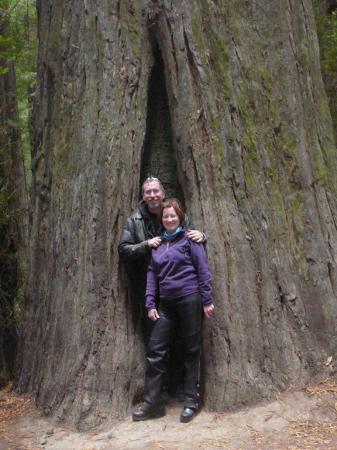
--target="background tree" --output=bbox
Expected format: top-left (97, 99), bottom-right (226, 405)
top-left (0, 0), bottom-right (32, 385)
top-left (314, 0), bottom-right (337, 141)
top-left (15, 0), bottom-right (337, 429)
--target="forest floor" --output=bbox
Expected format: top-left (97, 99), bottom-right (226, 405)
top-left (1, 375), bottom-right (337, 450)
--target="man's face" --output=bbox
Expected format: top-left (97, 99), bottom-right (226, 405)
top-left (142, 181), bottom-right (165, 211)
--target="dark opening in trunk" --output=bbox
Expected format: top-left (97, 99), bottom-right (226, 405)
top-left (140, 45), bottom-right (184, 202)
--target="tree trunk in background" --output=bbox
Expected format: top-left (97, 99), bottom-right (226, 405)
top-left (0, 3), bottom-right (28, 384)
top-left (313, 1), bottom-right (337, 141)
top-left (319, 0), bottom-right (337, 14)
top-left (16, 0), bottom-right (337, 429)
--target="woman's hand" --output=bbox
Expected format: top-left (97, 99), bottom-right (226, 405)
top-left (148, 308), bottom-right (160, 321)
top-left (203, 303), bottom-right (214, 319)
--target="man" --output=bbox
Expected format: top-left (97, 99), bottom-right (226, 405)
top-left (118, 176), bottom-right (204, 341)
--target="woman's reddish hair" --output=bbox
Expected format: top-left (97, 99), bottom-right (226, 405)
top-left (161, 198), bottom-right (185, 224)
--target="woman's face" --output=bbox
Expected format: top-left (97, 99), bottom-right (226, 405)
top-left (162, 207), bottom-right (180, 233)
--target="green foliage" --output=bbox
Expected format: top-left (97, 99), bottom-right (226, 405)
top-left (314, 4), bottom-right (337, 139)
top-left (317, 10), bottom-right (337, 74)
top-left (0, 35), bottom-right (15, 59)
top-left (1, 0), bottom-right (37, 185)
top-left (0, 185), bottom-right (11, 226)
top-left (0, 1), bottom-right (36, 380)
top-left (10, 0), bottom-right (37, 184)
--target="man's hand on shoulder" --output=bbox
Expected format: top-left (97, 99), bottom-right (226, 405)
top-left (186, 229), bottom-right (204, 243)
top-left (148, 237), bottom-right (162, 248)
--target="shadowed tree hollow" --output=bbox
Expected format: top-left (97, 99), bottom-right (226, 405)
top-left (16, 0), bottom-right (337, 429)
top-left (140, 45), bottom-right (183, 200)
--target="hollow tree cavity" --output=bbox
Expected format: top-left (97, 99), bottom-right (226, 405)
top-left (140, 44), bottom-right (184, 201)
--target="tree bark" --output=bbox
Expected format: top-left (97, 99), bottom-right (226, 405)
top-left (16, 0), bottom-right (337, 428)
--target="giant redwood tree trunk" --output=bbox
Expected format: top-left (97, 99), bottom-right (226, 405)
top-left (16, 0), bottom-right (337, 428)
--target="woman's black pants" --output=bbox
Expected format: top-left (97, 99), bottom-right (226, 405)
top-left (144, 292), bottom-right (202, 409)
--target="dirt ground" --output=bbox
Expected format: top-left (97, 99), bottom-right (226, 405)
top-left (1, 376), bottom-right (337, 450)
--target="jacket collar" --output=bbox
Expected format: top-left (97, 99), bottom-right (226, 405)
top-left (138, 200), bottom-right (160, 221)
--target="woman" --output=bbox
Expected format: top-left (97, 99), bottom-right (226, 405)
top-left (133, 198), bottom-right (214, 423)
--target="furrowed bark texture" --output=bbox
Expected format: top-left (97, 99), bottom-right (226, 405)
top-left (16, 0), bottom-right (337, 428)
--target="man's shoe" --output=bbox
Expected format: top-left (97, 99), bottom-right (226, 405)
top-left (180, 407), bottom-right (197, 423)
top-left (132, 402), bottom-right (165, 422)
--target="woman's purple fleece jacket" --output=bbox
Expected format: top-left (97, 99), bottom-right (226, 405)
top-left (145, 230), bottom-right (213, 310)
